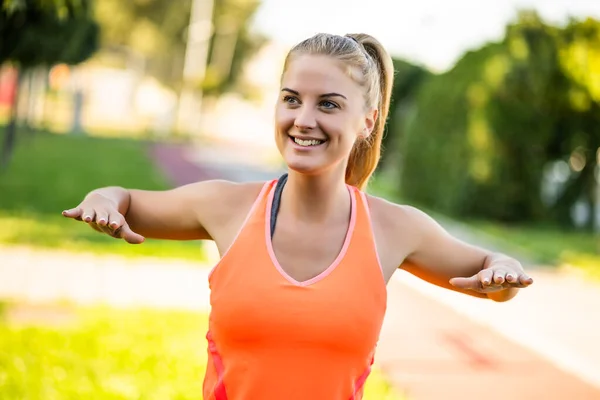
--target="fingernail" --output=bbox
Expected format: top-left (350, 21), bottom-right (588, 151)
top-left (507, 275), bottom-right (514, 281)
top-left (110, 222), bottom-right (118, 228)
top-left (483, 280), bottom-right (490, 285)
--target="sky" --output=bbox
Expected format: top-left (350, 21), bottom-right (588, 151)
top-left (251, 0), bottom-right (600, 72)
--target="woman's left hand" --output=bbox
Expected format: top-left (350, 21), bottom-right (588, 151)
top-left (449, 260), bottom-right (534, 293)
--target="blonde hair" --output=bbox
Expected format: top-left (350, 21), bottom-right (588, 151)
top-left (283, 33), bottom-right (394, 190)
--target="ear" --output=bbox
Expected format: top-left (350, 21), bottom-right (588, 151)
top-left (360, 108), bottom-right (378, 139)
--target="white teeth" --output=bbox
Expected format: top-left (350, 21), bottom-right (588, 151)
top-left (293, 137), bottom-right (324, 147)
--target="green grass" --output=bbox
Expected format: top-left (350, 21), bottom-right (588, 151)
top-left (0, 303), bottom-right (404, 399)
top-left (467, 220), bottom-right (600, 277)
top-left (0, 304), bottom-right (208, 399)
top-left (466, 221), bottom-right (598, 262)
top-left (364, 368), bottom-right (406, 399)
top-left (0, 130), bottom-right (206, 261)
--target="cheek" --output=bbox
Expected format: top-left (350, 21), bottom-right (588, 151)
top-left (275, 106), bottom-right (294, 131)
top-left (324, 116), bottom-right (361, 143)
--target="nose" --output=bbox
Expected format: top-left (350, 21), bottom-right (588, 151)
top-left (294, 106), bottom-right (317, 131)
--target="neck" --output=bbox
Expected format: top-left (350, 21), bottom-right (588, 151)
top-left (281, 167), bottom-right (350, 223)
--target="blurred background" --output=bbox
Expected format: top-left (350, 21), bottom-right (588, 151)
top-left (1, 0), bottom-right (600, 399)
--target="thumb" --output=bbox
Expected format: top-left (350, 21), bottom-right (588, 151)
top-left (449, 276), bottom-right (480, 290)
top-left (118, 224), bottom-right (145, 244)
top-left (62, 207), bottom-right (83, 219)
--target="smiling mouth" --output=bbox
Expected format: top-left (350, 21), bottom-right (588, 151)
top-left (289, 135), bottom-right (326, 147)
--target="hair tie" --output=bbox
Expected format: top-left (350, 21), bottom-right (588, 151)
top-left (347, 36), bottom-right (359, 44)
top-left (347, 35), bottom-right (373, 65)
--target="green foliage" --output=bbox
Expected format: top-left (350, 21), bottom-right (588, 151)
top-left (399, 43), bottom-right (505, 216)
top-left (0, 0), bottom-right (100, 171)
top-left (0, 0), bottom-right (99, 68)
top-left (395, 10), bottom-right (600, 227)
top-left (379, 59), bottom-right (432, 171)
top-left (0, 130), bottom-right (207, 260)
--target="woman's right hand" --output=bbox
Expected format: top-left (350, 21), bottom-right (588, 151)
top-left (62, 193), bottom-right (145, 244)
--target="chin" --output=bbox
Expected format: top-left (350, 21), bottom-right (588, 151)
top-left (283, 153), bottom-right (345, 179)
top-left (283, 156), bottom-right (322, 175)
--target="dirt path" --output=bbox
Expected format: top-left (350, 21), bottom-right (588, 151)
top-left (379, 272), bottom-right (600, 399)
top-left (0, 245), bottom-right (212, 311)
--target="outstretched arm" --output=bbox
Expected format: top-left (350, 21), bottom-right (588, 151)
top-left (398, 207), bottom-right (533, 302)
top-left (62, 180), bottom-right (262, 243)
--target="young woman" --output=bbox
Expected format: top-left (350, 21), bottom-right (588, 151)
top-left (63, 33), bottom-right (534, 400)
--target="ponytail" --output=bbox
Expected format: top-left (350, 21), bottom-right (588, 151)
top-left (344, 34), bottom-right (394, 190)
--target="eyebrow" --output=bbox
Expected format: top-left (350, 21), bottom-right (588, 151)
top-left (281, 88), bottom-right (347, 100)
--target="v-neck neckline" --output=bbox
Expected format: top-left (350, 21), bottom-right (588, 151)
top-left (264, 183), bottom-right (357, 287)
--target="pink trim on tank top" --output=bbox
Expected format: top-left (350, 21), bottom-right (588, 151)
top-left (206, 331), bottom-right (228, 400)
top-left (264, 184), bottom-right (356, 287)
top-left (351, 354), bottom-right (374, 400)
top-left (358, 191), bottom-right (385, 279)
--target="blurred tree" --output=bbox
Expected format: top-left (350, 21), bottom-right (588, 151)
top-left (93, 0), bottom-right (193, 87)
top-left (379, 58), bottom-right (432, 177)
top-left (551, 17), bottom-right (600, 229)
top-left (94, 0), bottom-right (265, 96)
top-left (397, 10), bottom-right (600, 229)
top-left (202, 0), bottom-right (266, 97)
top-left (0, 0), bottom-right (99, 169)
top-left (472, 11), bottom-right (567, 222)
top-left (399, 43), bottom-right (506, 217)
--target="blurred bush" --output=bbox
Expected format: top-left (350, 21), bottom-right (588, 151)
top-left (385, 10), bottom-right (600, 231)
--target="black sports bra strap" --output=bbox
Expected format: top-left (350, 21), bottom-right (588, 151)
top-left (270, 173), bottom-right (288, 239)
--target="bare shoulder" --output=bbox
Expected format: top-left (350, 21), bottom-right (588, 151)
top-left (363, 194), bottom-right (444, 259)
top-left (364, 194), bottom-right (430, 235)
top-left (190, 179), bottom-right (266, 223)
top-left (193, 179), bottom-right (267, 249)
top-left (188, 179), bottom-right (265, 205)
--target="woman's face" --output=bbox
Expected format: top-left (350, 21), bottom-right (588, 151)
top-left (275, 54), bottom-right (376, 177)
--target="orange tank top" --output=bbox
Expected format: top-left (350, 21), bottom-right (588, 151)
top-left (203, 179), bottom-right (387, 400)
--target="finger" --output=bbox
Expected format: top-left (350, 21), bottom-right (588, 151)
top-left (479, 269), bottom-right (494, 287)
top-left (449, 276), bottom-right (480, 290)
top-left (505, 271), bottom-right (518, 284)
top-left (81, 209), bottom-right (96, 223)
top-left (518, 274), bottom-right (534, 286)
top-left (107, 212), bottom-right (125, 230)
top-left (95, 211), bottom-right (109, 227)
top-left (97, 213), bottom-right (124, 237)
top-left (493, 269), bottom-right (507, 285)
top-left (62, 207), bottom-right (83, 219)
top-left (118, 224), bottom-right (145, 244)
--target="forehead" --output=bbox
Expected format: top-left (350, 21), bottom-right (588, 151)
top-left (282, 55), bottom-right (363, 97)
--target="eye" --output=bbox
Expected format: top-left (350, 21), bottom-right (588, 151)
top-left (283, 95), bottom-right (300, 105)
top-left (319, 100), bottom-right (339, 110)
